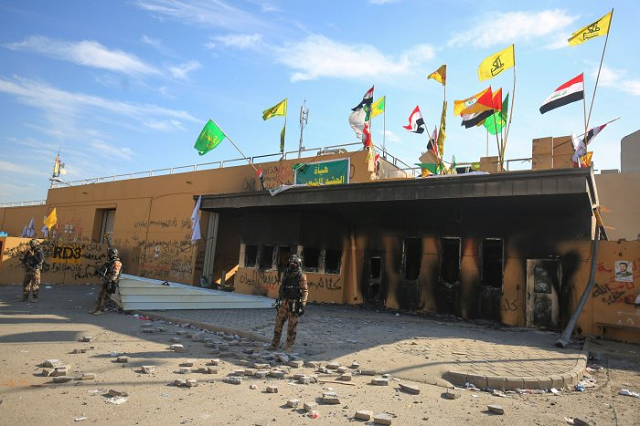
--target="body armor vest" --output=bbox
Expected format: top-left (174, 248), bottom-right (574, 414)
top-left (281, 273), bottom-right (302, 300)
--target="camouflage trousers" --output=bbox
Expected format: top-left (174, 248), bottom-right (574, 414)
top-left (271, 300), bottom-right (300, 349)
top-left (22, 270), bottom-right (41, 300)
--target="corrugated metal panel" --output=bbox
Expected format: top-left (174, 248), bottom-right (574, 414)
top-left (118, 274), bottom-right (273, 311)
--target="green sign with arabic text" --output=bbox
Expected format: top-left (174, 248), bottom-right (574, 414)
top-left (294, 159), bottom-right (349, 186)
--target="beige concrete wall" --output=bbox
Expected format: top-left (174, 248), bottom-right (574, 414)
top-left (0, 205), bottom-right (49, 238)
top-left (621, 129), bottom-right (640, 173)
top-left (595, 172), bottom-right (640, 241)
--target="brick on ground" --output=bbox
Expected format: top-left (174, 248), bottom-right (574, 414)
top-left (355, 410), bottom-right (373, 421)
top-left (373, 413), bottom-right (393, 425)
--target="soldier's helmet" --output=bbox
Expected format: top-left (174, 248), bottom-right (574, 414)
top-left (29, 239), bottom-right (38, 249)
top-left (108, 248), bottom-right (119, 259)
top-left (288, 254), bottom-right (302, 270)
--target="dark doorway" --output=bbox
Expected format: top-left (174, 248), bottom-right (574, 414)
top-left (402, 237), bottom-right (422, 280)
top-left (244, 245), bottom-right (257, 267)
top-left (437, 237), bottom-right (461, 315)
top-left (479, 238), bottom-right (504, 321)
top-left (367, 256), bottom-right (382, 305)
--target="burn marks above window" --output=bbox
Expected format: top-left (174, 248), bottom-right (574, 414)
top-left (482, 239), bottom-right (504, 289)
top-left (440, 237), bottom-right (461, 284)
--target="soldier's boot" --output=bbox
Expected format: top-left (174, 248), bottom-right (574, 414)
top-left (92, 310), bottom-right (104, 316)
top-left (267, 342), bottom-right (279, 351)
top-left (32, 292), bottom-right (39, 301)
top-left (21, 293), bottom-right (29, 302)
top-left (284, 344), bottom-right (293, 353)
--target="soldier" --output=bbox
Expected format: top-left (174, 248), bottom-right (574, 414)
top-left (89, 248), bottom-right (122, 315)
top-left (21, 239), bottom-right (44, 302)
top-left (268, 254), bottom-right (308, 352)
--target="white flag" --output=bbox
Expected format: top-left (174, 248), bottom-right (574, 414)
top-left (349, 108), bottom-right (366, 138)
top-left (190, 196), bottom-right (202, 243)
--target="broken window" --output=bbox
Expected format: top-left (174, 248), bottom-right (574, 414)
top-left (244, 245), bottom-right (257, 267)
top-left (370, 257), bottom-right (381, 279)
top-left (482, 239), bottom-right (504, 289)
top-left (402, 237), bottom-right (422, 280)
top-left (368, 256), bottom-right (382, 303)
top-left (302, 247), bottom-right (320, 272)
top-left (276, 246), bottom-right (292, 272)
top-left (324, 249), bottom-right (342, 274)
top-left (259, 245), bottom-right (274, 270)
top-left (440, 237), bottom-right (460, 283)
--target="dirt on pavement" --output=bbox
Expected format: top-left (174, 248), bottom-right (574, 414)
top-left (1, 285), bottom-right (639, 426)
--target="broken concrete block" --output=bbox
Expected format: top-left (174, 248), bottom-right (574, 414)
top-left (360, 369), bottom-right (376, 376)
top-left (288, 360), bottom-right (304, 368)
top-left (141, 366), bottom-right (155, 374)
top-left (399, 383), bottom-right (420, 395)
top-left (305, 361), bottom-right (320, 369)
top-left (233, 370), bottom-right (245, 377)
top-left (191, 332), bottom-right (206, 342)
top-left (371, 378), bottom-right (389, 386)
top-left (303, 402), bottom-right (318, 412)
top-left (81, 373), bottom-right (97, 381)
top-left (253, 363), bottom-right (270, 369)
top-left (176, 330), bottom-right (189, 336)
top-left (269, 370), bottom-right (286, 379)
top-left (381, 373), bottom-right (391, 379)
top-left (51, 367), bottom-right (69, 377)
top-left (173, 379), bottom-right (187, 387)
top-left (351, 361), bottom-right (360, 369)
top-left (52, 376), bottom-right (73, 383)
top-left (71, 349), bottom-right (87, 354)
top-left (41, 368), bottom-right (54, 377)
top-left (115, 356), bottom-right (129, 363)
top-left (223, 377), bottom-right (242, 385)
top-left (339, 373), bottom-right (352, 381)
top-left (185, 379), bottom-right (198, 388)
top-left (254, 370), bottom-right (269, 379)
top-left (198, 367), bottom-right (217, 374)
top-left (243, 369), bottom-right (254, 376)
top-left (107, 389), bottom-right (129, 397)
top-left (181, 360), bottom-right (195, 367)
top-left (298, 376), bottom-right (313, 385)
top-left (337, 366), bottom-right (349, 374)
top-left (209, 359), bottom-right (220, 366)
top-left (266, 385), bottom-right (278, 393)
top-left (326, 362), bottom-right (340, 370)
top-left (442, 390), bottom-right (461, 400)
top-left (317, 367), bottom-right (330, 374)
top-left (286, 399), bottom-right (300, 408)
top-left (354, 410), bottom-right (373, 421)
top-left (106, 396), bottom-right (127, 405)
top-left (487, 405), bottom-right (504, 415)
top-left (373, 413), bottom-right (393, 425)
top-left (237, 360), bottom-right (250, 367)
top-left (322, 392), bottom-right (340, 404)
top-left (277, 354), bottom-right (289, 364)
top-left (179, 367), bottom-right (191, 374)
top-left (170, 344), bottom-right (187, 353)
top-left (42, 359), bottom-right (61, 368)
top-left (81, 336), bottom-right (93, 343)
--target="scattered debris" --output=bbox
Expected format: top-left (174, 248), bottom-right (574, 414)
top-left (106, 396), bottom-right (127, 405)
top-left (373, 413), bottom-right (393, 425)
top-left (286, 399), bottom-right (299, 408)
top-left (371, 377), bottom-right (389, 386)
top-left (115, 356), bottom-right (129, 363)
top-left (442, 390), bottom-right (461, 400)
top-left (399, 383), bottom-right (420, 395)
top-left (322, 391), bottom-right (340, 404)
top-left (141, 366), bottom-right (155, 374)
top-left (354, 410), bottom-right (373, 421)
top-left (308, 410), bottom-right (319, 419)
top-left (73, 416), bottom-right (88, 422)
top-left (303, 402), bottom-right (318, 412)
top-left (619, 389), bottom-right (640, 398)
top-left (266, 385), bottom-right (279, 393)
top-left (223, 377), bottom-right (242, 385)
top-left (487, 405), bottom-right (504, 415)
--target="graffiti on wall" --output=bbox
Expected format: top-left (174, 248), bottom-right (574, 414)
top-left (238, 269), bottom-right (280, 293)
top-left (592, 261), bottom-right (638, 306)
top-left (260, 163), bottom-right (294, 190)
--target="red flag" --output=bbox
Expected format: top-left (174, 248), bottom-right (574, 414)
top-left (403, 106), bottom-right (426, 133)
top-left (362, 123), bottom-right (372, 148)
top-left (540, 74), bottom-right (584, 114)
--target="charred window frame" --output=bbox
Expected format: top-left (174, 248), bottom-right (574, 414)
top-left (259, 245), bottom-right (275, 270)
top-left (302, 247), bottom-right (320, 272)
top-left (482, 238), bottom-right (504, 289)
top-left (402, 237), bottom-right (422, 280)
top-left (324, 249), bottom-right (342, 274)
top-left (244, 245), bottom-right (257, 268)
top-left (440, 237), bottom-right (461, 283)
top-left (276, 245), bottom-right (293, 272)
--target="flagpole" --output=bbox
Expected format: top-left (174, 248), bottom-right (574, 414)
top-left (211, 118), bottom-right (259, 174)
top-left (585, 8), bottom-right (614, 149)
top-left (382, 100), bottom-right (387, 158)
top-left (503, 44), bottom-right (516, 172)
top-left (582, 77), bottom-right (588, 168)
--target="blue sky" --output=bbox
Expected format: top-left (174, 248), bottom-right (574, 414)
top-left (0, 0), bottom-right (638, 203)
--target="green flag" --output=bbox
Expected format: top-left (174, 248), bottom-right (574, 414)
top-left (415, 163), bottom-right (438, 174)
top-left (280, 123), bottom-right (286, 153)
top-left (194, 119), bottom-right (226, 156)
top-left (483, 93), bottom-right (509, 135)
top-left (370, 96), bottom-right (385, 119)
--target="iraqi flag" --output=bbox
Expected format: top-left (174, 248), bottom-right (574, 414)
top-left (403, 106), bottom-right (426, 133)
top-left (352, 86), bottom-right (374, 111)
top-left (540, 74), bottom-right (584, 114)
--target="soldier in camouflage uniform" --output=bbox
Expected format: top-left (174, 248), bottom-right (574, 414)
top-left (89, 248), bottom-right (123, 315)
top-left (21, 239), bottom-right (44, 302)
top-left (268, 255), bottom-right (309, 352)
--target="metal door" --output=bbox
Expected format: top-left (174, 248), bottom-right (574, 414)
top-left (526, 259), bottom-right (561, 328)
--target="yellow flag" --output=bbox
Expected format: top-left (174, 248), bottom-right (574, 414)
top-left (437, 101), bottom-right (447, 158)
top-left (453, 87), bottom-right (490, 116)
top-left (428, 64), bottom-right (446, 85)
top-left (370, 96), bottom-right (385, 119)
top-left (568, 11), bottom-right (613, 46)
top-left (478, 45), bottom-right (515, 81)
top-left (583, 151), bottom-right (594, 167)
top-left (44, 208), bottom-right (57, 230)
top-left (262, 98), bottom-right (287, 120)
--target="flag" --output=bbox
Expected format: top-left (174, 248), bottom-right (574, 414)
top-left (571, 123), bottom-right (609, 166)
top-left (415, 163), bottom-right (438, 174)
top-left (437, 101), bottom-right (447, 157)
top-left (539, 74), bottom-right (584, 114)
top-left (52, 154), bottom-right (66, 177)
top-left (352, 86), bottom-right (374, 111)
top-left (427, 127), bottom-right (439, 158)
top-left (484, 92), bottom-right (510, 135)
top-left (584, 122), bottom-right (609, 145)
top-left (428, 64), bottom-right (446, 85)
top-left (403, 106), bottom-right (425, 133)
top-left (461, 110), bottom-right (493, 128)
top-left (450, 156), bottom-right (457, 174)
top-left (349, 108), bottom-right (366, 138)
top-left (568, 10), bottom-right (613, 46)
top-left (460, 87), bottom-right (494, 115)
top-left (262, 99), bottom-right (287, 120)
top-left (582, 152), bottom-right (594, 167)
top-left (362, 123), bottom-right (372, 148)
top-left (44, 208), bottom-right (57, 230)
top-left (190, 196), bottom-right (202, 243)
top-left (280, 123), bottom-right (286, 152)
top-left (194, 119), bottom-right (226, 156)
top-left (370, 96), bottom-right (385, 119)
top-left (454, 87), bottom-right (491, 116)
top-left (21, 224), bottom-right (28, 238)
top-left (26, 217), bottom-right (35, 237)
top-left (478, 45), bottom-right (515, 81)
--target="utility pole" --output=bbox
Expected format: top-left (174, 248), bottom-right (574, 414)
top-left (298, 101), bottom-right (309, 158)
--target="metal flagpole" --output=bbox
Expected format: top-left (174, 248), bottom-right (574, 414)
top-left (382, 97), bottom-right (387, 158)
top-left (210, 118), bottom-right (259, 174)
top-left (503, 44), bottom-right (516, 172)
top-left (585, 8), bottom-right (614, 149)
top-left (298, 101), bottom-right (308, 159)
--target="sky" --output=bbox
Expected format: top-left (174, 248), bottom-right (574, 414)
top-left (0, 0), bottom-right (638, 204)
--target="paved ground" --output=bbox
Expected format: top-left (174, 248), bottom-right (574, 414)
top-left (141, 294), bottom-right (588, 390)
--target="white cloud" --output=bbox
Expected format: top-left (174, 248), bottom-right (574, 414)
top-left (4, 36), bottom-right (161, 76)
top-left (135, 0), bottom-right (267, 30)
top-left (383, 130), bottom-right (400, 143)
top-left (0, 160), bottom-right (44, 176)
top-left (169, 60), bottom-right (201, 79)
top-left (143, 119), bottom-right (186, 131)
top-left (91, 141), bottom-right (135, 161)
top-left (274, 35), bottom-right (434, 82)
top-left (596, 66), bottom-right (640, 96)
top-left (141, 35), bottom-right (161, 47)
top-left (206, 33), bottom-right (263, 50)
top-left (448, 10), bottom-right (577, 48)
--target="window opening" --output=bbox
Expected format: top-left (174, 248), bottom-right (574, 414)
top-left (368, 256), bottom-right (381, 303)
top-left (276, 246), bottom-right (292, 272)
top-left (302, 247), bottom-right (320, 272)
top-left (324, 249), bottom-right (342, 274)
top-left (259, 245), bottom-right (274, 270)
top-left (402, 237), bottom-right (422, 280)
top-left (440, 238), bottom-right (460, 283)
top-left (244, 245), bottom-right (257, 268)
top-left (100, 209), bottom-right (116, 244)
top-left (482, 239), bottom-right (504, 289)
